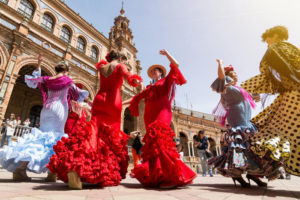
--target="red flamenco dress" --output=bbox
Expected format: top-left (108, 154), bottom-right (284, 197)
top-left (48, 60), bottom-right (142, 187)
top-left (129, 63), bottom-right (196, 188)
top-left (64, 83), bottom-right (91, 134)
top-left (64, 100), bottom-right (91, 134)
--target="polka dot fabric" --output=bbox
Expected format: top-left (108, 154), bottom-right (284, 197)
top-left (242, 67), bottom-right (300, 176)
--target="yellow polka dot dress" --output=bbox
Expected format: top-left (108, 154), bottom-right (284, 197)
top-left (241, 41), bottom-right (300, 176)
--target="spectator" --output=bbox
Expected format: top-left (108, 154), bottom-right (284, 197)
top-left (194, 130), bottom-right (213, 177)
top-left (130, 131), bottom-right (143, 167)
top-left (1, 113), bottom-right (17, 147)
top-left (23, 118), bottom-right (31, 127)
top-left (16, 116), bottom-right (21, 125)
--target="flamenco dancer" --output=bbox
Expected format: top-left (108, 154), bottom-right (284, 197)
top-left (208, 59), bottom-right (278, 187)
top-left (0, 54), bottom-right (88, 181)
top-left (48, 50), bottom-right (142, 189)
top-left (127, 49), bottom-right (196, 188)
top-left (64, 83), bottom-right (92, 135)
top-left (241, 26), bottom-right (300, 176)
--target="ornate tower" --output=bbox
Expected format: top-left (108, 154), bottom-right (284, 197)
top-left (109, 2), bottom-right (134, 51)
top-left (108, 2), bottom-right (141, 74)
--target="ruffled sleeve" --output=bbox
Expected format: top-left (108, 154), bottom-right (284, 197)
top-left (95, 60), bottom-right (108, 71)
top-left (117, 64), bottom-right (143, 87)
top-left (24, 68), bottom-right (42, 89)
top-left (129, 89), bottom-right (147, 116)
top-left (69, 84), bottom-right (89, 102)
top-left (165, 63), bottom-right (187, 86)
top-left (211, 76), bottom-right (233, 93)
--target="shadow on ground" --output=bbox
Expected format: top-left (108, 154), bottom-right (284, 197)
top-left (191, 183), bottom-right (300, 199)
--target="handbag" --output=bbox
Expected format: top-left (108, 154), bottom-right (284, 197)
top-left (205, 150), bottom-right (213, 158)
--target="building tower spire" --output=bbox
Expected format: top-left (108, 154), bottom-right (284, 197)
top-left (120, 1), bottom-right (125, 16)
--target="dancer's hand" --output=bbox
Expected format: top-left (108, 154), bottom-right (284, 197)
top-left (216, 59), bottom-right (223, 64)
top-left (159, 49), bottom-right (169, 56)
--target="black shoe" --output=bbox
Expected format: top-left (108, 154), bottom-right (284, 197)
top-left (232, 177), bottom-right (251, 188)
top-left (246, 174), bottom-right (267, 187)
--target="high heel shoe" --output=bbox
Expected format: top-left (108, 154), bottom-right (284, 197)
top-left (246, 174), bottom-right (267, 187)
top-left (232, 177), bottom-right (251, 188)
top-left (13, 161), bottom-right (31, 182)
top-left (45, 172), bottom-right (57, 182)
top-left (68, 171), bottom-right (82, 190)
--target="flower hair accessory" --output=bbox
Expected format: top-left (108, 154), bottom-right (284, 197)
top-left (224, 65), bottom-right (234, 73)
top-left (105, 53), bottom-right (111, 62)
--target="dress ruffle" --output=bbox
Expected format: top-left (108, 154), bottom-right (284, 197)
top-left (130, 120), bottom-right (196, 187)
top-left (251, 136), bottom-right (290, 162)
top-left (208, 127), bottom-right (281, 180)
top-left (0, 128), bottom-right (66, 173)
top-left (48, 120), bottom-right (129, 186)
top-left (169, 64), bottom-right (187, 85)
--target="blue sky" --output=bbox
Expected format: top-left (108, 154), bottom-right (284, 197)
top-left (67, 0), bottom-right (300, 115)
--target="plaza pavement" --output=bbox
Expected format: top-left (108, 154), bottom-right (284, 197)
top-left (0, 168), bottom-right (299, 200)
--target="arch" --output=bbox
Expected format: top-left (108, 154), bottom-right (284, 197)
top-left (208, 137), bottom-right (217, 156)
top-left (76, 35), bottom-right (87, 53)
top-left (28, 104), bottom-right (42, 127)
top-left (71, 78), bottom-right (95, 99)
top-left (59, 23), bottom-right (74, 43)
top-left (40, 12), bottom-right (55, 32)
top-left (0, 41), bottom-right (10, 69)
top-left (90, 45), bottom-right (99, 61)
top-left (13, 55), bottom-right (56, 76)
top-left (179, 130), bottom-right (189, 139)
top-left (179, 131), bottom-right (189, 156)
top-left (17, 0), bottom-right (39, 19)
top-left (59, 22), bottom-right (75, 37)
top-left (60, 26), bottom-right (71, 43)
top-left (5, 64), bottom-right (51, 122)
top-left (40, 9), bottom-right (58, 25)
top-left (123, 107), bottom-right (136, 134)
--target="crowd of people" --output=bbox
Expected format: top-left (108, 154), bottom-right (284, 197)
top-left (0, 25), bottom-right (298, 190)
top-left (0, 114), bottom-right (32, 147)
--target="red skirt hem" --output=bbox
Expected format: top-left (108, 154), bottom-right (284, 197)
top-left (47, 119), bottom-right (129, 186)
top-left (131, 120), bottom-right (196, 187)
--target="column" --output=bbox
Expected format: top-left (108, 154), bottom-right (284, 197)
top-left (191, 141), bottom-right (195, 157)
top-left (187, 141), bottom-right (191, 157)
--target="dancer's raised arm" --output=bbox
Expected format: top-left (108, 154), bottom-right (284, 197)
top-left (36, 53), bottom-right (43, 71)
top-left (160, 49), bottom-right (179, 67)
top-left (216, 59), bottom-right (225, 79)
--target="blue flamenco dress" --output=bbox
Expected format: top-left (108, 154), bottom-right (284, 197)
top-left (0, 68), bottom-right (88, 173)
top-left (208, 76), bottom-right (279, 179)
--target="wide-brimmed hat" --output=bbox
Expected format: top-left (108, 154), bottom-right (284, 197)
top-left (147, 64), bottom-right (167, 79)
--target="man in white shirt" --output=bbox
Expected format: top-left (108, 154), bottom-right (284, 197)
top-left (1, 113), bottom-right (17, 147)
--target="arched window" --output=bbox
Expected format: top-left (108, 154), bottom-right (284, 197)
top-left (41, 13), bottom-right (54, 32)
top-left (18, 0), bottom-right (34, 19)
top-left (76, 37), bottom-right (86, 53)
top-left (90, 46), bottom-right (98, 61)
top-left (60, 26), bottom-right (71, 43)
